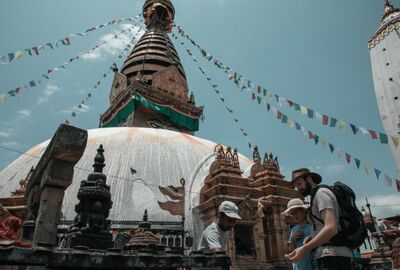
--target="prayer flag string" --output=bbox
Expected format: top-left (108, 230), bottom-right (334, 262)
top-left (174, 25), bottom-right (399, 150)
top-left (0, 14), bottom-right (141, 65)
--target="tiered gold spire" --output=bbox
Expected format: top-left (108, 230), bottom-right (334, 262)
top-left (382, 0), bottom-right (399, 22)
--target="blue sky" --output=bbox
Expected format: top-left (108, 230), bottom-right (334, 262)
top-left (0, 0), bottom-right (399, 218)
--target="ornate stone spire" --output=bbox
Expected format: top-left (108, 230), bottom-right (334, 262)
top-left (382, 0), bottom-right (399, 22)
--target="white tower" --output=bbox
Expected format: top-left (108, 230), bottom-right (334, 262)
top-left (369, 0), bottom-right (400, 174)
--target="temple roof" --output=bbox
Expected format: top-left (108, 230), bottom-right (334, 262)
top-left (0, 128), bottom-right (252, 225)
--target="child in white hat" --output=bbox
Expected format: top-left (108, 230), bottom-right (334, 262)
top-left (282, 198), bottom-right (313, 270)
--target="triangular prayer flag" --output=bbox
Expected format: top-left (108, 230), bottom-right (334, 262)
top-left (308, 131), bottom-right (314, 139)
top-left (320, 139), bottom-right (327, 148)
top-left (379, 133), bottom-right (388, 144)
top-left (29, 80), bottom-right (36, 87)
top-left (396, 180), bottom-right (400, 192)
top-left (322, 114), bottom-right (329, 125)
top-left (257, 96), bottom-right (261, 104)
top-left (14, 87), bottom-right (20, 94)
top-left (330, 117), bottom-right (337, 127)
top-left (374, 168), bottom-right (382, 179)
top-left (300, 106), bottom-right (308, 115)
top-left (364, 164), bottom-right (372, 175)
top-left (0, 55), bottom-right (8, 64)
top-left (266, 103), bottom-right (270, 111)
top-left (314, 135), bottom-right (319, 145)
top-left (8, 90), bottom-right (16, 97)
top-left (391, 136), bottom-right (399, 148)
top-left (256, 86), bottom-right (262, 94)
top-left (288, 120), bottom-right (294, 128)
top-left (345, 153), bottom-right (351, 164)
top-left (369, 130), bottom-right (378, 139)
top-left (329, 143), bottom-right (334, 153)
top-left (72, 112), bottom-right (76, 117)
top-left (8, 53), bottom-right (14, 62)
top-left (350, 124), bottom-right (359, 135)
top-left (384, 174), bottom-right (393, 186)
top-left (281, 114), bottom-right (288, 124)
top-left (234, 119), bottom-right (238, 123)
top-left (294, 103), bottom-right (301, 111)
top-left (277, 111), bottom-right (283, 120)
top-left (32, 47), bottom-right (39, 55)
top-left (307, 108), bottom-right (314, 118)
top-left (0, 94), bottom-right (5, 102)
top-left (338, 120), bottom-right (346, 131)
top-left (354, 158), bottom-right (361, 169)
top-left (263, 88), bottom-right (267, 96)
top-left (14, 51), bottom-right (23, 60)
top-left (295, 122), bottom-right (301, 130)
top-left (46, 43), bottom-right (54, 49)
top-left (288, 100), bottom-right (294, 107)
top-left (315, 112), bottom-right (322, 122)
top-left (359, 127), bottom-right (369, 135)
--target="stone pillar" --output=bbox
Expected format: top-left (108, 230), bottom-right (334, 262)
top-left (25, 124), bottom-right (87, 248)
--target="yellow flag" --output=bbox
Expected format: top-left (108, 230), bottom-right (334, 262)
top-left (364, 164), bottom-right (372, 175)
top-left (300, 106), bottom-right (308, 115)
top-left (320, 139), bottom-right (327, 148)
top-left (14, 51), bottom-right (23, 59)
top-left (0, 94), bottom-right (5, 103)
top-left (338, 120), bottom-right (346, 131)
top-left (287, 119), bottom-right (294, 128)
top-left (257, 201), bottom-right (265, 218)
top-left (392, 136), bottom-right (399, 148)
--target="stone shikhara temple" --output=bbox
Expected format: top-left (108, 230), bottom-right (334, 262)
top-left (0, 0), bottom-right (399, 269)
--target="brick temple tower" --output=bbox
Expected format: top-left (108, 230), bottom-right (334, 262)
top-left (368, 0), bottom-right (400, 174)
top-left (100, 0), bottom-right (203, 134)
top-left (197, 146), bottom-right (300, 270)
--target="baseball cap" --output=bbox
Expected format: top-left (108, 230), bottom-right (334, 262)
top-left (219, 201), bottom-right (241, 220)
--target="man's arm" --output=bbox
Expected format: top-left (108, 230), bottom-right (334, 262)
top-left (289, 209), bottom-right (337, 262)
top-left (205, 230), bottom-right (224, 253)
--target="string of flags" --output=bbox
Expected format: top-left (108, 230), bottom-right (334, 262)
top-left (1, 26), bottom-right (137, 102)
top-left (175, 28), bottom-right (400, 192)
top-left (172, 33), bottom-right (253, 150)
top-left (174, 25), bottom-right (399, 150)
top-left (64, 25), bottom-right (145, 123)
top-left (0, 15), bottom-right (141, 65)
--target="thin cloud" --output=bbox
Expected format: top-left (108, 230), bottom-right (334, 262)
top-left (0, 141), bottom-right (20, 148)
top-left (0, 131), bottom-right (12, 138)
top-left (37, 84), bottom-right (60, 105)
top-left (17, 110), bottom-right (31, 120)
top-left (82, 24), bottom-right (144, 61)
top-left (357, 194), bottom-right (400, 219)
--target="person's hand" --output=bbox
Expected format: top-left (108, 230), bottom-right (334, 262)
top-left (291, 231), bottom-right (304, 242)
top-left (303, 235), bottom-right (312, 245)
top-left (288, 246), bottom-right (308, 262)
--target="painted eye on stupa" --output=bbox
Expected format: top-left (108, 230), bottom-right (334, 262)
top-left (148, 119), bottom-right (164, 129)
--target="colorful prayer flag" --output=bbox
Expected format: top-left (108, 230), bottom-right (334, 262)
top-left (314, 135), bottom-right (319, 145)
top-left (364, 164), bottom-right (372, 175)
top-left (322, 114), bottom-right (329, 125)
top-left (307, 108), bottom-right (314, 118)
top-left (300, 106), bottom-right (308, 115)
top-left (8, 53), bottom-right (14, 62)
top-left (354, 158), bottom-right (361, 169)
top-left (282, 114), bottom-right (288, 124)
top-left (338, 120), bottom-right (346, 131)
top-left (350, 124), bottom-right (359, 135)
top-left (379, 133), bottom-right (388, 144)
top-left (369, 130), bottom-right (378, 139)
top-left (392, 136), bottom-right (399, 148)
top-left (329, 143), bottom-right (335, 153)
top-left (14, 51), bottom-right (23, 59)
top-left (345, 153), bottom-right (351, 164)
top-left (374, 168), bottom-right (382, 179)
top-left (330, 117), bottom-right (337, 127)
top-left (8, 90), bottom-right (15, 97)
top-left (0, 94), bottom-right (5, 102)
top-left (384, 174), bottom-right (392, 186)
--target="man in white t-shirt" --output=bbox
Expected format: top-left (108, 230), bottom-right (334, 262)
top-left (198, 201), bottom-right (241, 252)
top-left (288, 168), bottom-right (352, 270)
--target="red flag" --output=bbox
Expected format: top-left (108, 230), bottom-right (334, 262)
top-left (288, 100), bottom-right (294, 107)
top-left (369, 130), bottom-right (378, 139)
top-left (15, 87), bottom-right (20, 94)
top-left (345, 153), bottom-right (351, 164)
top-left (257, 86), bottom-right (262, 94)
top-left (252, 93), bottom-right (256, 100)
top-left (396, 179), bottom-right (400, 192)
top-left (322, 115), bottom-right (329, 125)
top-left (308, 131), bottom-right (315, 139)
top-left (277, 111), bottom-right (282, 119)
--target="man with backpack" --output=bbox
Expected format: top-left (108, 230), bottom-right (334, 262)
top-left (288, 168), bottom-right (367, 270)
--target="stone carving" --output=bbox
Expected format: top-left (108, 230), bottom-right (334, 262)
top-left (65, 144), bottom-right (113, 250)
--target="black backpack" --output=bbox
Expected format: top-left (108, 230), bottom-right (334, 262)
top-left (310, 181), bottom-right (368, 249)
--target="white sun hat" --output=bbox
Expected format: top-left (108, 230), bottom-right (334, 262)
top-left (281, 198), bottom-right (309, 216)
